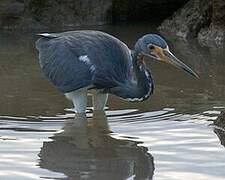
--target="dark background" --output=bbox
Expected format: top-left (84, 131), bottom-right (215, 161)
top-left (1, 0), bottom-right (224, 46)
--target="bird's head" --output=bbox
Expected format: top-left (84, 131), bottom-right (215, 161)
top-left (134, 34), bottom-right (199, 78)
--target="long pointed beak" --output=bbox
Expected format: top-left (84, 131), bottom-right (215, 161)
top-left (163, 49), bottom-right (199, 78)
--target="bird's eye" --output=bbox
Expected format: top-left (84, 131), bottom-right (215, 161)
top-left (149, 45), bottom-right (155, 50)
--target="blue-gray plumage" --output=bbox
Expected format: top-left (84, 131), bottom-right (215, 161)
top-left (36, 30), bottom-right (198, 113)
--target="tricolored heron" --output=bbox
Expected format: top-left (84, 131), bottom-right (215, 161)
top-left (36, 30), bottom-right (198, 113)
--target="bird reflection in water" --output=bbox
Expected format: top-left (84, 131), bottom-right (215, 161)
top-left (39, 111), bottom-right (154, 180)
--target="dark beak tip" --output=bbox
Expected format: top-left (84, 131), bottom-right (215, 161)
top-left (191, 71), bottom-right (200, 79)
top-left (193, 74), bottom-right (200, 79)
top-left (162, 49), bottom-right (200, 80)
top-left (185, 69), bottom-right (199, 79)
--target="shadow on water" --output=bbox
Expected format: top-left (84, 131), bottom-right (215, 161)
top-left (39, 111), bottom-right (154, 180)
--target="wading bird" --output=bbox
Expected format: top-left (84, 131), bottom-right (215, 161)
top-left (36, 31), bottom-right (198, 113)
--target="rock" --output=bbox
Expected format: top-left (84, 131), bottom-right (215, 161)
top-left (112, 0), bottom-right (188, 22)
top-left (0, 1), bottom-right (25, 29)
top-left (198, 0), bottom-right (225, 47)
top-left (212, 0), bottom-right (225, 26)
top-left (0, 0), bottom-right (112, 30)
top-left (198, 24), bottom-right (225, 47)
top-left (0, 1), bottom-right (24, 17)
top-left (215, 111), bottom-right (225, 128)
top-left (158, 0), bottom-right (212, 39)
top-left (25, 0), bottom-right (112, 29)
top-left (0, 0), bottom-right (188, 30)
top-left (159, 0), bottom-right (225, 47)
top-left (214, 110), bottom-right (225, 147)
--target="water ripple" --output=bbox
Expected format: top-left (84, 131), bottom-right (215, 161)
top-left (0, 108), bottom-right (224, 179)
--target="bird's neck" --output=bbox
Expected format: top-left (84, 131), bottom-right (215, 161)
top-left (130, 50), bottom-right (154, 100)
top-left (109, 50), bottom-right (154, 102)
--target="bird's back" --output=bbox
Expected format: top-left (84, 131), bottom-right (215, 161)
top-left (36, 30), bottom-right (132, 93)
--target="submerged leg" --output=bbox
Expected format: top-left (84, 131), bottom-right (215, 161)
top-left (92, 93), bottom-right (108, 111)
top-left (65, 89), bottom-right (87, 113)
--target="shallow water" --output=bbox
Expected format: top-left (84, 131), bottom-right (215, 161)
top-left (0, 23), bottom-right (225, 180)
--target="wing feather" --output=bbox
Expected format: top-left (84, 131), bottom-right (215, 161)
top-left (36, 35), bottom-right (94, 93)
top-left (36, 31), bottom-right (132, 93)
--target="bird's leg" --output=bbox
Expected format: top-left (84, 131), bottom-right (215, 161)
top-left (65, 90), bottom-right (87, 113)
top-left (92, 93), bottom-right (108, 111)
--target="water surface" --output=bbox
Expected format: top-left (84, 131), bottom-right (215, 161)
top-left (0, 23), bottom-right (225, 180)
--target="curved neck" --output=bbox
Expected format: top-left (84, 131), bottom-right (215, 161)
top-left (130, 50), bottom-right (154, 101)
top-left (109, 50), bottom-right (154, 102)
